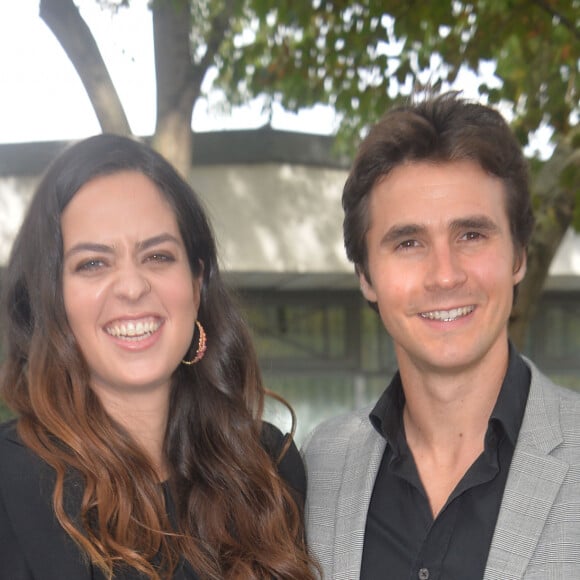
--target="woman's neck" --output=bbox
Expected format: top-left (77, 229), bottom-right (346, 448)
top-left (92, 385), bottom-right (170, 478)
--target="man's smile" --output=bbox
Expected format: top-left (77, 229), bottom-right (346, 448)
top-left (419, 305), bottom-right (475, 322)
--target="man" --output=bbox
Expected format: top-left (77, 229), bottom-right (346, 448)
top-left (303, 92), bottom-right (580, 580)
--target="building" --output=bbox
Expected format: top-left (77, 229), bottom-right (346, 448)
top-left (1, 129), bottom-right (580, 442)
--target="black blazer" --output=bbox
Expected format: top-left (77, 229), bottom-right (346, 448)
top-left (0, 420), bottom-right (306, 579)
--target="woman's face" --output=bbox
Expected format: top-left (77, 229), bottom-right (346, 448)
top-left (61, 170), bottom-right (200, 406)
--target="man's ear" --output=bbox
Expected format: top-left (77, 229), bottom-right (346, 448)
top-left (513, 249), bottom-right (527, 285)
top-left (357, 267), bottom-right (378, 303)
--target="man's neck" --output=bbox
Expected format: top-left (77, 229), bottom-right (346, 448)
top-left (397, 340), bottom-right (509, 445)
top-left (396, 342), bottom-right (510, 516)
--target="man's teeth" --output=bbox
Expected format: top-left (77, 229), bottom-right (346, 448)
top-left (420, 306), bottom-right (474, 322)
top-left (106, 319), bottom-right (161, 340)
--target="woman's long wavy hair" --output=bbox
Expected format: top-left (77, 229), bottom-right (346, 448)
top-left (0, 134), bottom-right (318, 579)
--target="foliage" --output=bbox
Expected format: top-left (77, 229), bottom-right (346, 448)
top-left (38, 0), bottom-right (579, 344)
top-left (219, 0), bottom-right (578, 150)
top-left (216, 0), bottom-right (579, 346)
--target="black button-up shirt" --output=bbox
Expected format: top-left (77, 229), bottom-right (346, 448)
top-left (360, 343), bottom-right (531, 580)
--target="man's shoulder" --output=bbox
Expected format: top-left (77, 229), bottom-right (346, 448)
top-left (542, 376), bottom-right (580, 433)
top-left (546, 378), bottom-right (580, 409)
top-left (527, 358), bottom-right (580, 410)
top-left (525, 359), bottom-right (580, 447)
top-left (302, 406), bottom-right (374, 456)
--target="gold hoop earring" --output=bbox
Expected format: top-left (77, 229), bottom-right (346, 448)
top-left (181, 320), bottom-right (207, 365)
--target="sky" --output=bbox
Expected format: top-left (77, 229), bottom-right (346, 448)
top-left (0, 0), bottom-right (553, 156)
top-left (0, 0), bottom-right (341, 144)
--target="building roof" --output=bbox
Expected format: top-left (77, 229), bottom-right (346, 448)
top-left (0, 127), bottom-right (350, 177)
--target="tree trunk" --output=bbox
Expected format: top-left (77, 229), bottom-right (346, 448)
top-left (39, 0), bottom-right (132, 135)
top-left (150, 0), bottom-right (237, 175)
top-left (509, 130), bottom-right (580, 348)
top-left (150, 0), bottom-right (197, 176)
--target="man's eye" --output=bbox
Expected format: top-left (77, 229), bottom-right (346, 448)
top-left (463, 232), bottom-right (482, 240)
top-left (397, 240), bottom-right (418, 250)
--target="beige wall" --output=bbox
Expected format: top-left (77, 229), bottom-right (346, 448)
top-left (2, 161), bottom-right (580, 291)
top-left (0, 162), bottom-right (354, 288)
top-left (192, 163), bottom-right (348, 273)
top-left (0, 176), bottom-right (36, 265)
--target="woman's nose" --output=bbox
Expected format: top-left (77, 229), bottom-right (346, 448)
top-left (112, 266), bottom-right (151, 301)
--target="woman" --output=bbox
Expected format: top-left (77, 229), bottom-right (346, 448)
top-left (0, 134), bottom-right (319, 579)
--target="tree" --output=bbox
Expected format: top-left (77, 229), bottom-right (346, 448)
top-left (39, 0), bottom-right (579, 345)
top-left (40, 0), bottom-right (241, 176)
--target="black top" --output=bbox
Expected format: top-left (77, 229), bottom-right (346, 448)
top-left (360, 343), bottom-right (531, 580)
top-left (0, 420), bottom-right (305, 580)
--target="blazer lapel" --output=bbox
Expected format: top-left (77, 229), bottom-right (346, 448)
top-left (0, 430), bottom-right (90, 580)
top-left (484, 365), bottom-right (568, 580)
top-left (331, 422), bottom-right (386, 579)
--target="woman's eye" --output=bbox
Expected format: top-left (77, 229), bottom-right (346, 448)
top-left (75, 259), bottom-right (105, 272)
top-left (146, 253), bottom-right (174, 263)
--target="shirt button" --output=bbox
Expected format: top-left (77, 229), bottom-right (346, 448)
top-left (418, 568), bottom-right (430, 580)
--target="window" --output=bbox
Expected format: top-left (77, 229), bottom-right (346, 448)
top-left (524, 292), bottom-right (580, 391)
top-left (241, 290), bottom-right (397, 442)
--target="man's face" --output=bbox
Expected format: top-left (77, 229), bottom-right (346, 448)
top-left (359, 160), bottom-right (525, 377)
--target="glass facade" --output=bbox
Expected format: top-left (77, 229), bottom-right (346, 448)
top-left (524, 293), bottom-right (580, 391)
top-left (1, 288), bottom-right (579, 439)
top-left (241, 289), bottom-right (580, 445)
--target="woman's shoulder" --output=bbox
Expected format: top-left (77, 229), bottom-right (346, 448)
top-left (0, 418), bottom-right (21, 449)
top-left (0, 419), bottom-right (56, 484)
top-left (260, 421), bottom-right (288, 456)
top-left (0, 419), bottom-right (91, 579)
top-left (260, 421), bottom-right (306, 500)
top-left (0, 419), bottom-right (51, 483)
top-left (0, 419), bottom-right (53, 520)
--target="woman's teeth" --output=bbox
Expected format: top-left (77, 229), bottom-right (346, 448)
top-left (106, 319), bottom-right (161, 339)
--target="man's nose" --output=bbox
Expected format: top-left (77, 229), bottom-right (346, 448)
top-left (424, 244), bottom-right (467, 290)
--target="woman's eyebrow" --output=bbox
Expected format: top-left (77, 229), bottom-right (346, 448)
top-left (64, 234), bottom-right (181, 259)
top-left (64, 242), bottom-right (113, 259)
top-left (136, 233), bottom-right (181, 252)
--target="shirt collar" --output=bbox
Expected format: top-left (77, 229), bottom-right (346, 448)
top-left (369, 371), bottom-right (405, 451)
top-left (489, 341), bottom-right (530, 446)
top-left (369, 341), bottom-right (531, 449)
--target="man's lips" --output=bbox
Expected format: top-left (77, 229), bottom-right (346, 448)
top-left (419, 305), bottom-right (475, 322)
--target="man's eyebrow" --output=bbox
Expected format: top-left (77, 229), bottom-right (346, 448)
top-left (380, 224), bottom-right (426, 246)
top-left (449, 215), bottom-right (500, 233)
top-left (379, 215), bottom-right (501, 246)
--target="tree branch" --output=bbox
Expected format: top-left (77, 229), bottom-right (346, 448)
top-left (39, 0), bottom-right (132, 135)
top-left (152, 0), bottom-right (195, 120)
top-left (151, 0), bottom-right (236, 174)
top-left (191, 0), bottom-right (237, 98)
top-left (531, 0), bottom-right (580, 41)
top-left (509, 129), bottom-right (580, 347)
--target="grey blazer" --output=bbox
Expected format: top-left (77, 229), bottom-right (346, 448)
top-left (302, 359), bottom-right (580, 579)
